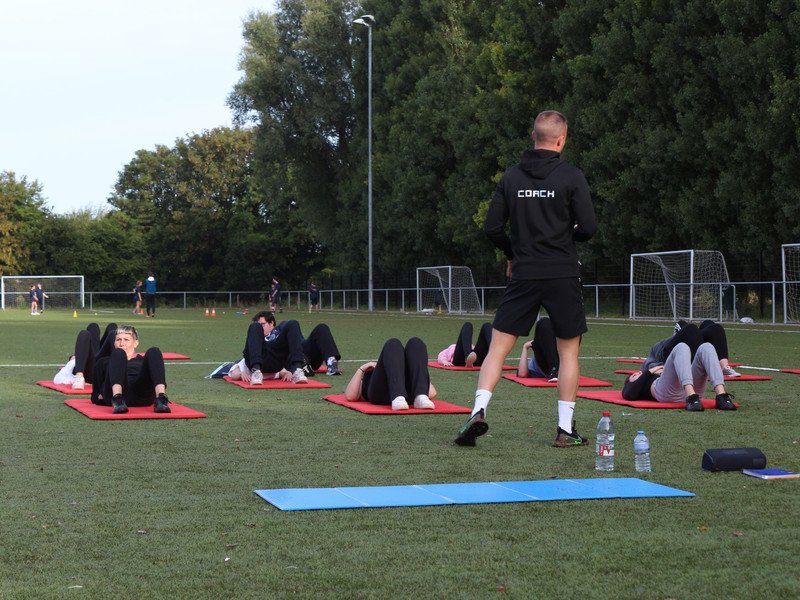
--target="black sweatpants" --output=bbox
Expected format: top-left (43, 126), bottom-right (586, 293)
top-left (365, 337), bottom-right (430, 405)
top-left (73, 323), bottom-right (117, 384)
top-left (245, 320), bottom-right (340, 373)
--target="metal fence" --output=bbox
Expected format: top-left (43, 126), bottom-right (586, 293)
top-left (76, 280), bottom-right (799, 324)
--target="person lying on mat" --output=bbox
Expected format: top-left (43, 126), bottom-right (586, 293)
top-left (54, 322), bottom-right (118, 390)
top-left (345, 337), bottom-right (437, 411)
top-left (90, 324), bottom-right (170, 414)
top-left (237, 311), bottom-right (342, 385)
top-left (516, 316), bottom-right (560, 381)
top-left (622, 331), bottom-right (736, 412)
top-left (437, 322), bottom-right (492, 367)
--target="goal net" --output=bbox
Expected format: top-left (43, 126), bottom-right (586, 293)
top-left (629, 251), bottom-right (733, 321)
top-left (782, 243), bottom-right (800, 323)
top-left (416, 266), bottom-right (483, 314)
top-left (1, 275), bottom-right (85, 310)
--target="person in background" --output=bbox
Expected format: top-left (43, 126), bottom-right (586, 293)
top-left (309, 282), bottom-right (320, 312)
top-left (270, 277), bottom-right (282, 313)
top-left (132, 280), bottom-right (143, 315)
top-left (144, 272), bottom-right (157, 318)
top-left (29, 284), bottom-right (39, 315)
top-left (36, 283), bottom-right (48, 313)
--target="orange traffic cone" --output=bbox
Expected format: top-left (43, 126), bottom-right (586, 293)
top-left (211, 307), bottom-right (217, 317)
top-left (139, 308), bottom-right (145, 315)
top-left (204, 308), bottom-right (210, 317)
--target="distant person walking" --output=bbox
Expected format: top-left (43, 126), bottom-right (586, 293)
top-left (270, 277), bottom-right (282, 313)
top-left (132, 280), bottom-right (143, 315)
top-left (308, 282), bottom-right (320, 312)
top-left (36, 283), bottom-right (48, 313)
top-left (144, 272), bottom-right (157, 318)
top-left (29, 284), bottom-right (39, 315)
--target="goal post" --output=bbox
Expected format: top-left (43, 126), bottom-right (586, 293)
top-left (416, 266), bottom-right (483, 314)
top-left (629, 250), bottom-right (733, 321)
top-left (782, 243), bottom-right (800, 323)
top-left (1, 275), bottom-right (85, 310)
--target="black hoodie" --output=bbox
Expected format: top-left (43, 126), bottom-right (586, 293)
top-left (485, 149), bottom-right (597, 279)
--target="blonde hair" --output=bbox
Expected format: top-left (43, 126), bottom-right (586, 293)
top-left (116, 325), bottom-right (139, 340)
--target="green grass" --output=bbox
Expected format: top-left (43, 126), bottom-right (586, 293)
top-left (1, 308), bottom-right (799, 599)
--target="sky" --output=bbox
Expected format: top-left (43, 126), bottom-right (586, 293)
top-left (1, 0), bottom-right (276, 215)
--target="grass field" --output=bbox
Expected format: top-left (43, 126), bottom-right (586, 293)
top-left (1, 307), bottom-right (799, 599)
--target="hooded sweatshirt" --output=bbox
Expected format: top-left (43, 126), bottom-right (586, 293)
top-left (484, 149), bottom-right (596, 280)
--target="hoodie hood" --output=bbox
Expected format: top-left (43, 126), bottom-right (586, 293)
top-left (520, 149), bottom-right (563, 179)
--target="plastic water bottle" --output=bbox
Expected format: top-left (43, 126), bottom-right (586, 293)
top-left (595, 411), bottom-right (615, 472)
top-left (634, 430), bottom-right (652, 472)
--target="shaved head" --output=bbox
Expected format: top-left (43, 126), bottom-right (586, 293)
top-left (532, 110), bottom-right (568, 149)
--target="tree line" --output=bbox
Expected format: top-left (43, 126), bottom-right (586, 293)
top-left (2, 0), bottom-right (798, 290)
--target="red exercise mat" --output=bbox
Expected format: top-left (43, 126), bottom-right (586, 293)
top-left (37, 380), bottom-right (92, 395)
top-left (64, 398), bottom-right (206, 419)
top-left (576, 389), bottom-right (740, 410)
top-left (502, 374), bottom-right (612, 388)
top-left (135, 352), bottom-right (191, 360)
top-left (612, 370), bottom-right (770, 381)
top-left (781, 369), bottom-right (800, 375)
top-left (223, 375), bottom-right (332, 389)
top-left (322, 394), bottom-right (470, 415)
top-left (427, 360), bottom-right (514, 371)
top-left (615, 357), bottom-right (742, 367)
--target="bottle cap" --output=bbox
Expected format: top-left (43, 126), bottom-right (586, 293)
top-left (602, 411), bottom-right (611, 417)
top-left (637, 430), bottom-right (645, 434)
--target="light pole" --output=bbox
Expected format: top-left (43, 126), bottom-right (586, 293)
top-left (354, 14), bottom-right (375, 311)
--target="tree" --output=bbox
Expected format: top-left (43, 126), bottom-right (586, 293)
top-left (0, 171), bottom-right (49, 275)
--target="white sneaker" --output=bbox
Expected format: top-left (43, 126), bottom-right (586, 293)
top-left (71, 375), bottom-right (85, 390)
top-left (722, 366), bottom-right (741, 377)
top-left (291, 368), bottom-right (308, 384)
top-left (250, 369), bottom-right (264, 385)
top-left (413, 395), bottom-right (435, 409)
top-left (391, 396), bottom-right (409, 411)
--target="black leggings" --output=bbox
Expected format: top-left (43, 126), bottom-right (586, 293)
top-left (453, 322), bottom-right (492, 366)
top-left (366, 337), bottom-right (430, 405)
top-left (672, 320), bottom-right (729, 361)
top-left (531, 317), bottom-right (559, 374)
top-left (72, 323), bottom-right (117, 384)
top-left (92, 347), bottom-right (166, 406)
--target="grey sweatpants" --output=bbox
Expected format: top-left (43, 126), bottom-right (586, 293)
top-left (652, 342), bottom-right (724, 403)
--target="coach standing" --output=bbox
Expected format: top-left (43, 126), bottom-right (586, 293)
top-left (145, 272), bottom-right (157, 318)
top-left (455, 110), bottom-right (597, 447)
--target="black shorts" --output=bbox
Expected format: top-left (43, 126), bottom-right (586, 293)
top-left (492, 277), bottom-right (587, 339)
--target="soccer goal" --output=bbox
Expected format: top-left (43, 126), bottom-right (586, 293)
top-left (416, 266), bottom-right (483, 314)
top-left (1, 275), bottom-right (85, 310)
top-left (629, 250), bottom-right (733, 321)
top-left (782, 243), bottom-right (800, 323)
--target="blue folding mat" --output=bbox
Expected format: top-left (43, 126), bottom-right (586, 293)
top-left (254, 478), bottom-right (694, 511)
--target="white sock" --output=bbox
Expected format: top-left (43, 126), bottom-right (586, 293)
top-left (472, 389), bottom-right (492, 417)
top-left (557, 400), bottom-right (576, 432)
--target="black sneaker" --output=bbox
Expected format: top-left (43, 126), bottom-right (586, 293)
top-left (547, 367), bottom-right (559, 382)
top-left (301, 362), bottom-right (316, 378)
top-left (685, 393), bottom-right (704, 412)
top-left (454, 409), bottom-right (489, 446)
top-left (715, 392), bottom-right (737, 411)
top-left (552, 422), bottom-right (588, 447)
top-left (111, 394), bottom-right (128, 414)
top-left (154, 394), bottom-right (171, 413)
